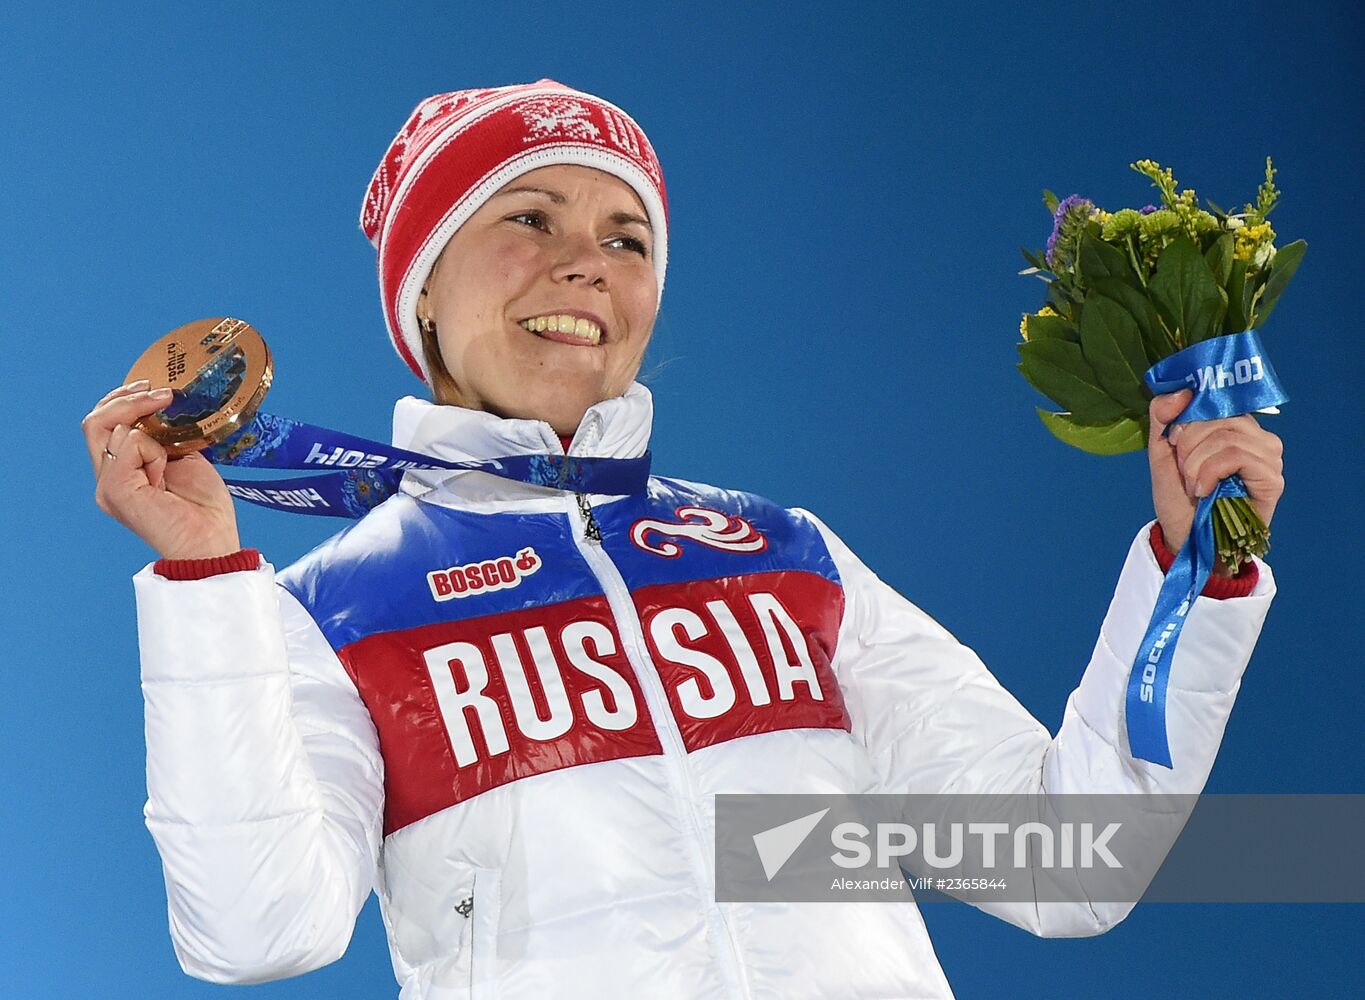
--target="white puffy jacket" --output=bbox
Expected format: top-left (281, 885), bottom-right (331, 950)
top-left (133, 383), bottom-right (1274, 998)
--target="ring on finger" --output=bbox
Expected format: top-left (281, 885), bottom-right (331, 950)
top-left (103, 447), bottom-right (117, 461)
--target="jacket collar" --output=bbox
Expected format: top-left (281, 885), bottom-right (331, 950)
top-left (392, 382), bottom-right (654, 508)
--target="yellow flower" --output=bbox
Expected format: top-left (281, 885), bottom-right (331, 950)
top-left (1020, 306), bottom-right (1058, 341)
top-left (1233, 221), bottom-right (1276, 262)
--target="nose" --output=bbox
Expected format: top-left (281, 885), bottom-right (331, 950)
top-left (549, 230), bottom-right (609, 290)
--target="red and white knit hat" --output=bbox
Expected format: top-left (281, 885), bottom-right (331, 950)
top-left (360, 79), bottom-right (669, 384)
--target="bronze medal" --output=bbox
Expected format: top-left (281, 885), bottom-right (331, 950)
top-left (125, 317), bottom-right (273, 457)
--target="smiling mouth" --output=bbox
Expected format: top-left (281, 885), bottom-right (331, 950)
top-left (518, 314), bottom-right (603, 346)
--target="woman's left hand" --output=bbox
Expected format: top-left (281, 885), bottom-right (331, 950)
top-left (1147, 389), bottom-right (1285, 567)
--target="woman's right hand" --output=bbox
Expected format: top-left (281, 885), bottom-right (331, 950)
top-left (83, 380), bottom-right (242, 560)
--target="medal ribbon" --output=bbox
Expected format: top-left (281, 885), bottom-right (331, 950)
top-left (1130, 329), bottom-right (1287, 767)
top-left (204, 411), bottom-right (651, 518)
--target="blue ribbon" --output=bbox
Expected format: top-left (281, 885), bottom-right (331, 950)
top-left (221, 469), bottom-right (401, 520)
top-left (203, 410), bottom-right (651, 518)
top-left (1145, 330), bottom-right (1287, 430)
top-left (1128, 330), bottom-right (1287, 767)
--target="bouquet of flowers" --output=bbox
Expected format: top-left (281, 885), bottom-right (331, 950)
top-left (1017, 158), bottom-right (1304, 571)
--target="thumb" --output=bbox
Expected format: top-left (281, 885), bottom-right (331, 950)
top-left (1149, 388), bottom-right (1194, 435)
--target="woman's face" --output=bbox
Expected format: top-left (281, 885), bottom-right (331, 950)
top-left (416, 163), bottom-right (659, 436)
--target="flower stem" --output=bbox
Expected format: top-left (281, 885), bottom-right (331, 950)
top-left (1211, 496), bottom-right (1270, 573)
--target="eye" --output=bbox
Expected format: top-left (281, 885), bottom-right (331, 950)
top-left (507, 210), bottom-right (550, 231)
top-left (606, 234), bottom-right (650, 258)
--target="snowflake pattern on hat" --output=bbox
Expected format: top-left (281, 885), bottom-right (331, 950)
top-left (518, 98), bottom-right (603, 142)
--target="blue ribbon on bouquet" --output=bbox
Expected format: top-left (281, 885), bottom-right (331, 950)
top-left (1128, 329), bottom-right (1287, 767)
top-left (200, 410), bottom-right (651, 519)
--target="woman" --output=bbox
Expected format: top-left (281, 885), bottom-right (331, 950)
top-left (83, 80), bottom-right (1282, 998)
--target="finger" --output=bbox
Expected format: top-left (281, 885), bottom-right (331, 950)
top-left (95, 427), bottom-right (176, 531)
top-left (90, 387), bottom-right (173, 427)
top-left (1176, 421), bottom-right (1267, 463)
top-left (100, 425), bottom-right (168, 501)
top-left (1184, 439), bottom-right (1281, 498)
top-left (99, 423), bottom-right (160, 483)
top-left (145, 451), bottom-right (168, 490)
top-left (1179, 426), bottom-right (1283, 494)
top-left (94, 422), bottom-right (132, 513)
top-left (1167, 412), bottom-right (1261, 450)
top-left (1148, 389), bottom-right (1194, 434)
top-left (87, 381), bottom-right (157, 459)
top-left (92, 421), bottom-right (131, 485)
top-left (106, 422), bottom-right (132, 464)
top-left (93, 379), bottom-right (153, 408)
top-left (125, 426), bottom-right (168, 473)
top-left (82, 387), bottom-right (173, 470)
top-left (1186, 446), bottom-right (1285, 509)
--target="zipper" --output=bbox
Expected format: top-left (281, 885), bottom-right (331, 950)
top-left (567, 492), bottom-right (748, 998)
top-left (574, 492), bottom-right (602, 542)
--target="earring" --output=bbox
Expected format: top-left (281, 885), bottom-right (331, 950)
top-left (420, 314), bottom-right (435, 335)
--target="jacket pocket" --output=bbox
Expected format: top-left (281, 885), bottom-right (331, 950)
top-left (467, 866), bottom-right (502, 999)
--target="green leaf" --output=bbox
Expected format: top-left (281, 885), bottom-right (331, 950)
top-left (1254, 239), bottom-right (1307, 327)
top-left (1148, 236), bottom-right (1226, 346)
top-left (1088, 278), bottom-right (1172, 364)
top-left (1043, 189), bottom-right (1060, 214)
top-left (1046, 280), bottom-right (1075, 317)
top-left (1079, 234), bottom-right (1140, 290)
top-left (1019, 246), bottom-right (1051, 272)
top-left (1078, 296), bottom-right (1151, 414)
top-left (1241, 268), bottom-right (1260, 331)
top-left (1035, 409), bottom-right (1147, 455)
top-left (1225, 259), bottom-right (1251, 333)
top-left (1204, 232), bottom-right (1235, 286)
top-left (1023, 312), bottom-right (1078, 342)
top-left (1017, 340), bottom-right (1127, 422)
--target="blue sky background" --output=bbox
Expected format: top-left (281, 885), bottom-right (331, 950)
top-left (3, 1), bottom-right (1361, 996)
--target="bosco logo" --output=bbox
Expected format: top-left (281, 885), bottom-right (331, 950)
top-left (428, 547), bottom-right (543, 601)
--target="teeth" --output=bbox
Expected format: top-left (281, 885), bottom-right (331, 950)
top-left (519, 314), bottom-right (602, 345)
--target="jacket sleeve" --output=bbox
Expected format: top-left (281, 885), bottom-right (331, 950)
top-left (133, 558), bottom-right (384, 983)
top-left (800, 511), bottom-right (1275, 937)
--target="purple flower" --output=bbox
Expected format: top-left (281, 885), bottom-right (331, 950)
top-left (1046, 194), bottom-right (1094, 267)
top-left (1139, 204), bottom-right (1159, 215)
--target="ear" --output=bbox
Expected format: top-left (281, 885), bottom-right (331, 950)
top-left (416, 282), bottom-right (432, 327)
top-left (417, 252), bottom-right (445, 323)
